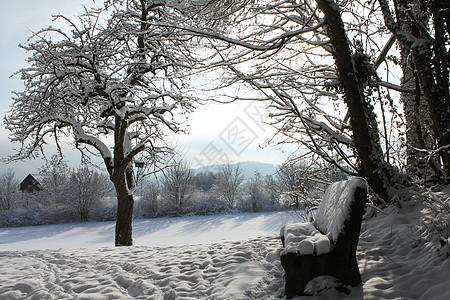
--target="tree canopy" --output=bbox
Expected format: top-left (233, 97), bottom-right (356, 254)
top-left (5, 0), bottom-right (201, 245)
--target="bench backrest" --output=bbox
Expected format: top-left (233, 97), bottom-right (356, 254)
top-left (313, 177), bottom-right (367, 243)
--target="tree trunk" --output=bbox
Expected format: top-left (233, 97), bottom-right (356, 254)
top-left (398, 3), bottom-right (436, 181)
top-left (401, 57), bottom-right (435, 179)
top-left (113, 171), bottom-right (134, 246)
top-left (315, 0), bottom-right (402, 202)
top-left (378, 0), bottom-right (450, 179)
top-left (431, 2), bottom-right (450, 174)
top-left (411, 44), bottom-right (450, 177)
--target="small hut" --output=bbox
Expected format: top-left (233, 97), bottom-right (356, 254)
top-left (20, 174), bottom-right (43, 193)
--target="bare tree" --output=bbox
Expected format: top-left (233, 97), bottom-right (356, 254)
top-left (39, 155), bottom-right (70, 208)
top-left (160, 159), bottom-right (195, 212)
top-left (67, 166), bottom-right (108, 221)
top-left (246, 171), bottom-right (265, 212)
top-left (215, 164), bottom-right (244, 208)
top-left (0, 169), bottom-right (19, 211)
top-left (4, 2), bottom-right (198, 245)
top-left (264, 174), bottom-right (280, 209)
top-left (173, 0), bottom-right (411, 202)
top-left (276, 160), bottom-right (318, 210)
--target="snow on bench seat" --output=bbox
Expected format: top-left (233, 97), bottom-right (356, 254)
top-left (280, 223), bottom-right (331, 255)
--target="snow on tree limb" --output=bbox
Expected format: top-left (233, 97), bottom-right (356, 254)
top-left (157, 21), bottom-right (325, 51)
top-left (4, 1), bottom-right (197, 183)
top-left (72, 121), bottom-right (113, 162)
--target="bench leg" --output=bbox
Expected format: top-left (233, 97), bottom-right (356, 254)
top-left (284, 271), bottom-right (310, 299)
top-left (281, 253), bottom-right (326, 298)
top-left (338, 256), bottom-right (362, 286)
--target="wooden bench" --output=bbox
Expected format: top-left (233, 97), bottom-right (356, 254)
top-left (280, 177), bottom-right (367, 298)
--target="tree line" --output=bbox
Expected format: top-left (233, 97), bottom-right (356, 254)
top-left (0, 157), bottom-right (345, 227)
top-left (0, 157), bottom-right (113, 227)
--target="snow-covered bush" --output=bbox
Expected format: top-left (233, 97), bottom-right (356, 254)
top-left (0, 191), bottom-right (67, 227)
top-left (194, 171), bottom-right (217, 192)
top-left (0, 209), bottom-right (48, 227)
top-left (190, 190), bottom-right (229, 215)
top-left (95, 197), bottom-right (118, 221)
top-left (419, 186), bottom-right (450, 258)
top-left (241, 171), bottom-right (267, 212)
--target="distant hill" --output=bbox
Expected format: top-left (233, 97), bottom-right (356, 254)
top-left (194, 161), bottom-right (278, 179)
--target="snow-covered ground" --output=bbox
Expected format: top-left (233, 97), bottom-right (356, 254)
top-left (1, 191), bottom-right (450, 299)
top-left (0, 211), bottom-right (299, 251)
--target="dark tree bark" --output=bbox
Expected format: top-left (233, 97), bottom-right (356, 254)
top-left (430, 0), bottom-right (450, 175)
top-left (397, 0), bottom-right (437, 180)
top-left (111, 114), bottom-right (136, 246)
top-left (315, 0), bottom-right (402, 202)
top-left (379, 0), bottom-right (450, 179)
top-left (113, 171), bottom-right (135, 246)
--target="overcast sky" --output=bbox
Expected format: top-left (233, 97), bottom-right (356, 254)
top-left (0, 0), bottom-right (288, 180)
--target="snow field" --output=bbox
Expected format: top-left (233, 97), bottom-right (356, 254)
top-left (0, 212), bottom-right (297, 299)
top-left (0, 235), bottom-right (284, 299)
top-left (0, 211), bottom-right (298, 251)
top-left (1, 190), bottom-right (450, 299)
